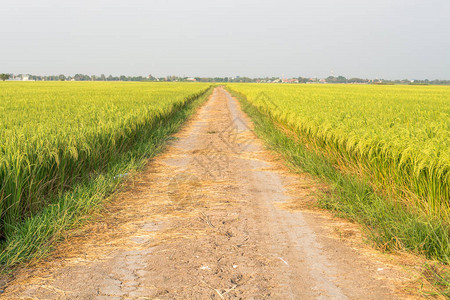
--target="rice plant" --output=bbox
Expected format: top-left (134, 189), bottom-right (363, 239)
top-left (227, 83), bottom-right (450, 221)
top-left (0, 81), bottom-right (211, 239)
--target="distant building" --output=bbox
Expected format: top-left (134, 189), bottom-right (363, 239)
top-left (282, 78), bottom-right (299, 84)
top-left (186, 77), bottom-right (196, 82)
top-left (10, 74), bottom-right (33, 81)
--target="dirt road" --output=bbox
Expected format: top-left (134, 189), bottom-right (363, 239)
top-left (4, 88), bottom-right (414, 299)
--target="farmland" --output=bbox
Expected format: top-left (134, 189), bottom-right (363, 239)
top-left (0, 82), bottom-right (211, 264)
top-left (227, 83), bottom-right (449, 261)
top-left (1, 84), bottom-right (448, 297)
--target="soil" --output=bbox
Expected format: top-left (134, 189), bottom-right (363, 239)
top-left (2, 87), bottom-right (420, 299)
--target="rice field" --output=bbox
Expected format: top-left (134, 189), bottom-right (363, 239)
top-left (0, 82), bottom-right (211, 239)
top-left (227, 84), bottom-right (450, 220)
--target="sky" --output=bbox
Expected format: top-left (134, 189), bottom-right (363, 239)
top-left (1, 0), bottom-right (449, 79)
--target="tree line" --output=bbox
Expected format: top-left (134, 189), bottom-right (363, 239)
top-left (1, 73), bottom-right (449, 85)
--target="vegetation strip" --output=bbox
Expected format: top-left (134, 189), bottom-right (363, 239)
top-left (0, 85), bottom-right (213, 269)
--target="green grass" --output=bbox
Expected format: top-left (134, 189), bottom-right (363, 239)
top-left (229, 89), bottom-right (449, 265)
top-left (420, 264), bottom-right (450, 297)
top-left (0, 86), bottom-right (213, 270)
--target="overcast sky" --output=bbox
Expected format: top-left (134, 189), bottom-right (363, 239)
top-left (1, 0), bottom-right (449, 79)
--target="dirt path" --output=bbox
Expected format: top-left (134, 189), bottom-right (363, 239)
top-left (3, 87), bottom-right (415, 299)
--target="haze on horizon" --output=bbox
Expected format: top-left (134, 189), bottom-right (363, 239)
top-left (1, 0), bottom-right (449, 80)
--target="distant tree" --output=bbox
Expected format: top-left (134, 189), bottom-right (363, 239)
top-left (0, 73), bottom-right (10, 81)
top-left (336, 76), bottom-right (347, 83)
top-left (326, 76), bottom-right (347, 83)
top-left (73, 74), bottom-right (91, 81)
top-left (58, 74), bottom-right (66, 81)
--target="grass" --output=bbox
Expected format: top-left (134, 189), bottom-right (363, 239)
top-left (421, 264), bottom-right (450, 298)
top-left (0, 86), bottom-right (213, 270)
